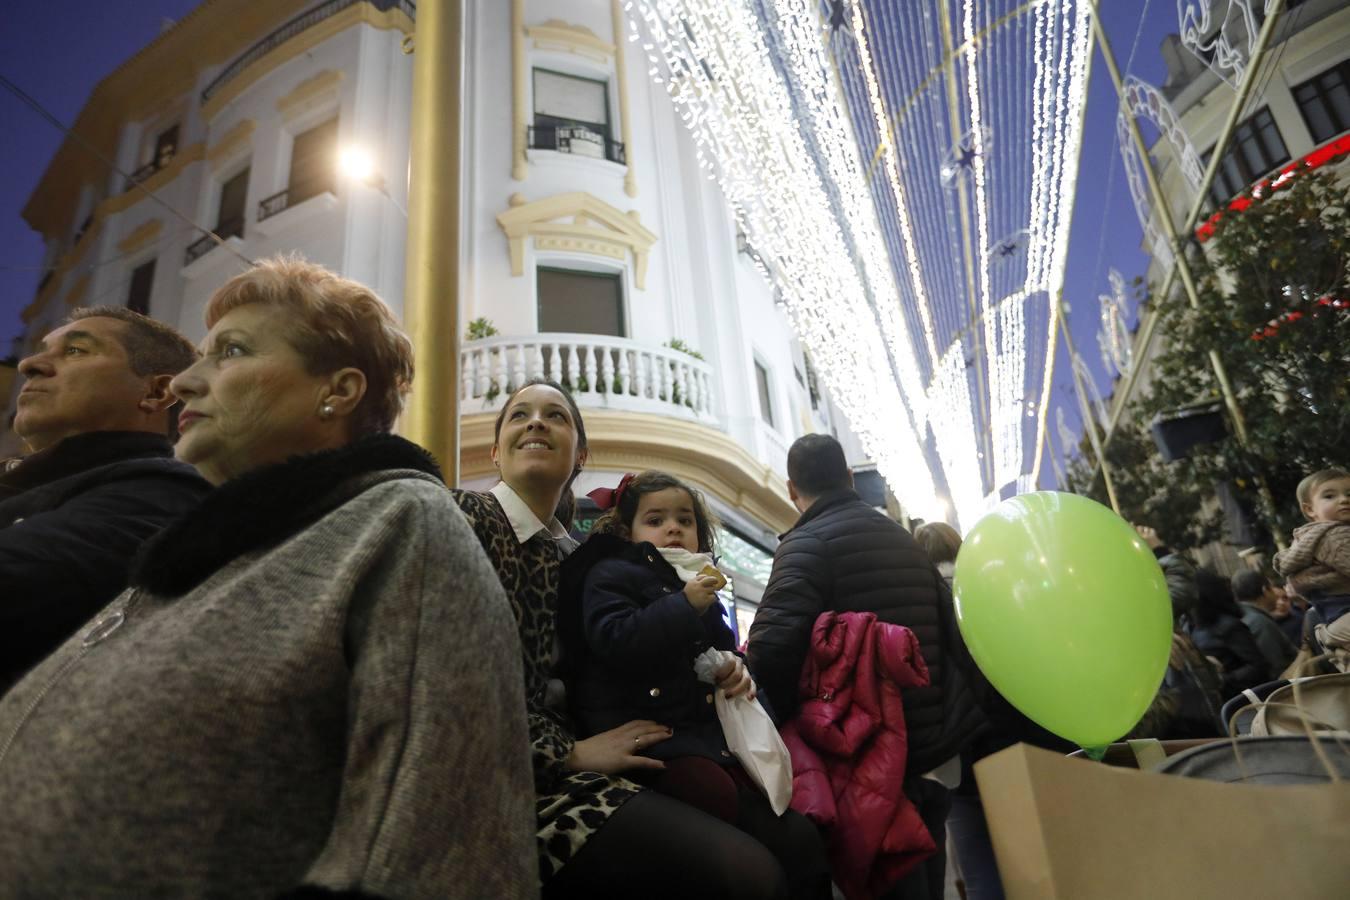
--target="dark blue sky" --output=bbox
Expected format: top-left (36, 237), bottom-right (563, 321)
top-left (0, 2), bottom-right (1179, 484)
top-left (0, 0), bottom-right (201, 358)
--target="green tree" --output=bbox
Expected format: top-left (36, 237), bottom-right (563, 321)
top-left (1064, 417), bottom-right (1222, 551)
top-left (1078, 167), bottom-right (1350, 544)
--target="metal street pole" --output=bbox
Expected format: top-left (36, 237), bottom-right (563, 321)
top-left (402, 0), bottom-right (463, 483)
top-left (1057, 297), bottom-right (1121, 514)
top-left (1085, 0), bottom-right (1287, 545)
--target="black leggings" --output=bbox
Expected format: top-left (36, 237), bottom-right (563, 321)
top-left (542, 785), bottom-right (831, 900)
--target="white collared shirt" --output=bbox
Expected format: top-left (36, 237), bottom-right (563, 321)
top-left (489, 481), bottom-right (578, 554)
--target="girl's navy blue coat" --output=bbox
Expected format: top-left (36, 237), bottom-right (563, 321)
top-left (559, 533), bottom-right (737, 764)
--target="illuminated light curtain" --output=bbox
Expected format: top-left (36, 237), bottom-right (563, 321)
top-left (627, 0), bottom-right (1093, 529)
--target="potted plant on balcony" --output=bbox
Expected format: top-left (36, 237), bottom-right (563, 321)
top-left (465, 318), bottom-right (502, 403)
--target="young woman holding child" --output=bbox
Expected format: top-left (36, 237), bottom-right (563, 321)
top-left (453, 378), bottom-right (828, 900)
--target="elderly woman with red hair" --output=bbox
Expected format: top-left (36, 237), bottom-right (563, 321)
top-left (0, 257), bottom-right (534, 899)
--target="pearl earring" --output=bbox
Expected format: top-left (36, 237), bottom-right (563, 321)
top-left (320, 404), bottom-right (334, 420)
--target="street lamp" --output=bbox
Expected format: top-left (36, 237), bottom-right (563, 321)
top-left (338, 145), bottom-right (407, 217)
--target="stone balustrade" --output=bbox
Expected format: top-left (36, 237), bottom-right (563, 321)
top-left (461, 333), bottom-right (718, 424)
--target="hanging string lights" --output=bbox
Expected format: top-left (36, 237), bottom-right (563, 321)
top-left (626, 0), bottom-right (1093, 528)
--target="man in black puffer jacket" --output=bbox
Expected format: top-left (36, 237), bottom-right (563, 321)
top-left (747, 434), bottom-right (987, 900)
top-left (1, 307), bottom-right (210, 695)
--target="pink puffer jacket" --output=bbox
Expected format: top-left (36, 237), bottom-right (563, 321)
top-left (782, 611), bottom-right (935, 900)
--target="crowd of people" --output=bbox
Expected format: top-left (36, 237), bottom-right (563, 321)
top-left (0, 255), bottom-right (1345, 899)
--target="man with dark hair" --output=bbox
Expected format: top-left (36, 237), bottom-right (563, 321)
top-left (1, 307), bottom-right (209, 693)
top-left (1231, 569), bottom-right (1298, 675)
top-left (748, 433), bottom-right (986, 900)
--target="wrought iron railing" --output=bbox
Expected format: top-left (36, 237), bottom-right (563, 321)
top-left (184, 218), bottom-right (244, 265)
top-left (124, 159), bottom-right (164, 192)
top-left (201, 0), bottom-right (416, 105)
top-left (528, 125), bottom-right (626, 165)
top-left (257, 189), bottom-right (291, 223)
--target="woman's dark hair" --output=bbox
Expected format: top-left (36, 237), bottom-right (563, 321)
top-left (493, 377), bottom-right (587, 525)
top-left (1192, 567), bottom-right (1244, 627)
top-left (592, 470), bottom-right (718, 553)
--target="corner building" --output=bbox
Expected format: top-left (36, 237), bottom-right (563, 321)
top-left (9, 0), bottom-right (882, 637)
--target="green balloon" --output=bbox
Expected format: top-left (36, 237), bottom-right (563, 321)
top-left (953, 491), bottom-right (1173, 749)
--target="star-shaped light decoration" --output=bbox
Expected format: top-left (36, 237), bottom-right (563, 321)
top-left (826, 0), bottom-right (847, 33)
top-left (988, 229), bottom-right (1030, 263)
top-left (940, 126), bottom-right (991, 189)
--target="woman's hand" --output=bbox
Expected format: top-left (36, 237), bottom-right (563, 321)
top-left (713, 656), bottom-right (755, 700)
top-left (565, 720), bottom-right (672, 775)
top-left (683, 575), bottom-right (721, 613)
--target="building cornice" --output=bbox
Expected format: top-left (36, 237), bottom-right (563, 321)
top-left (202, 4), bottom-right (409, 122)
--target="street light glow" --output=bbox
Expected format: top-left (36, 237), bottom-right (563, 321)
top-left (338, 146), bottom-right (376, 182)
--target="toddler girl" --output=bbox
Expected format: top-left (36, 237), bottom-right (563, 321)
top-left (559, 470), bottom-right (755, 824)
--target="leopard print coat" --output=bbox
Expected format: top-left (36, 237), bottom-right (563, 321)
top-left (452, 490), bottom-right (642, 883)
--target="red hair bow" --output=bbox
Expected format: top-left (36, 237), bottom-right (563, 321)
top-left (588, 473), bottom-right (636, 510)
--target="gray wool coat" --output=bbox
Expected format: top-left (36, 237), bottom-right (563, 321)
top-left (0, 436), bottom-right (536, 899)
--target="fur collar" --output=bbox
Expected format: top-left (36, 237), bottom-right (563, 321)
top-left (131, 434), bottom-right (441, 596)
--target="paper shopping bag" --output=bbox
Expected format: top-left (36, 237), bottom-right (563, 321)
top-left (975, 742), bottom-right (1350, 900)
top-left (717, 691), bottom-right (794, 815)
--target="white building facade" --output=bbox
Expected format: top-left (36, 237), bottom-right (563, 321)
top-left (1118, 0), bottom-right (1350, 410)
top-left (9, 0), bottom-right (882, 635)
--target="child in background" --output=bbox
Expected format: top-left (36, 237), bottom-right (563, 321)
top-left (1274, 468), bottom-right (1350, 671)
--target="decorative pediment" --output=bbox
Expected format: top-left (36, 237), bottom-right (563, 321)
top-left (526, 20), bottom-right (615, 62)
top-left (496, 192), bottom-right (657, 289)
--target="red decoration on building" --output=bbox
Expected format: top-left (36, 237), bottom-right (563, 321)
top-left (1196, 133), bottom-right (1350, 243)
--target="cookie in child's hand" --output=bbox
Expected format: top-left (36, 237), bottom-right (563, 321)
top-left (698, 564), bottom-right (728, 590)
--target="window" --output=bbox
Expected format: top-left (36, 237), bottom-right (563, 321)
top-left (530, 69), bottom-right (623, 163)
top-left (1294, 61), bottom-right (1350, 145)
top-left (754, 360), bottom-right (774, 427)
top-left (803, 352), bottom-right (821, 410)
top-left (216, 167), bottom-right (249, 240)
top-left (288, 118), bottom-right (338, 205)
top-left (127, 260), bottom-right (156, 315)
top-left (537, 268), bottom-right (624, 336)
top-left (1204, 107), bottom-right (1289, 207)
top-left (154, 124), bottom-right (179, 167)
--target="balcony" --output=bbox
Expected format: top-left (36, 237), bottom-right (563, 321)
top-left (257, 189), bottom-right (292, 222)
top-left (527, 125), bottom-right (626, 165)
top-left (200, 0), bottom-right (417, 106)
top-left (462, 333), bottom-right (717, 424)
top-left (184, 218), bottom-right (243, 266)
top-left (124, 158), bottom-right (166, 192)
